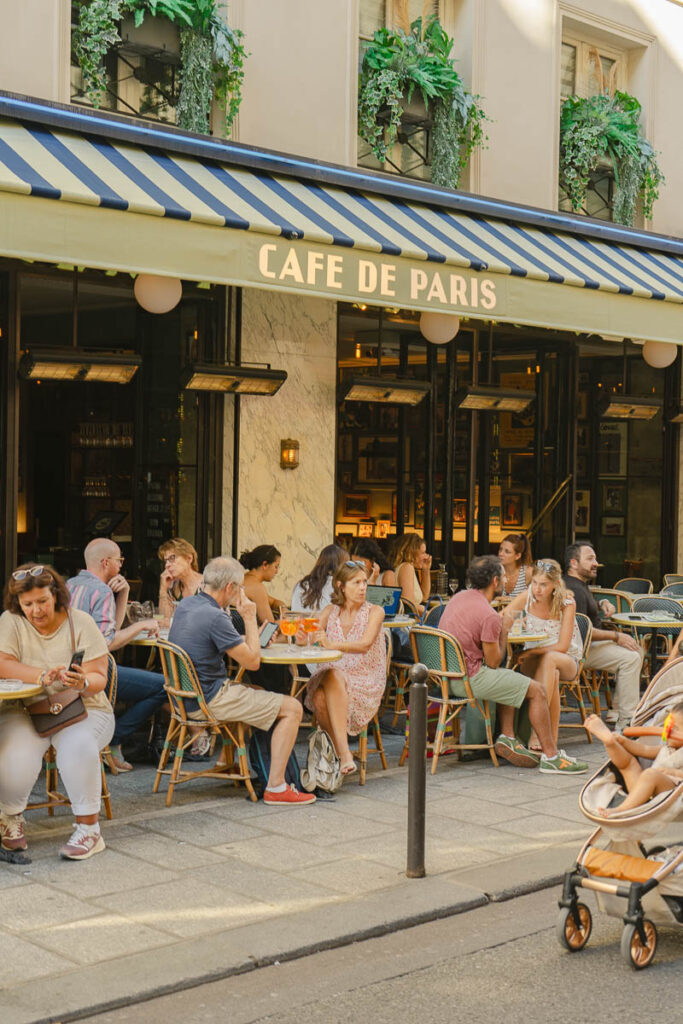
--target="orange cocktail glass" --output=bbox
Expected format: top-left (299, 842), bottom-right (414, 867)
top-left (302, 617), bottom-right (319, 646)
top-left (280, 614), bottom-right (299, 644)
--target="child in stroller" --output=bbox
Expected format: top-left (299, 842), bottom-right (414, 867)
top-left (584, 705), bottom-right (683, 815)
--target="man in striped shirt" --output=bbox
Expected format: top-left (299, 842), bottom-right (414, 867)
top-left (67, 538), bottom-right (167, 771)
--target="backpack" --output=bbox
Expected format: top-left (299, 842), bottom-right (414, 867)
top-left (300, 727), bottom-right (342, 794)
top-left (248, 724), bottom-right (302, 799)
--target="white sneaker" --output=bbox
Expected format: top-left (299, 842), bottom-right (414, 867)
top-left (59, 824), bottom-right (105, 861)
top-left (605, 710), bottom-right (619, 724)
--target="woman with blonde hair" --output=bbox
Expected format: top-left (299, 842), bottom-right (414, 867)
top-left (393, 533), bottom-right (432, 616)
top-left (503, 558), bottom-right (582, 747)
top-left (157, 538), bottom-right (203, 624)
top-left (305, 561), bottom-right (386, 775)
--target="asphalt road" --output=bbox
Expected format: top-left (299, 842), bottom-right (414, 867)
top-left (83, 888), bottom-right (683, 1024)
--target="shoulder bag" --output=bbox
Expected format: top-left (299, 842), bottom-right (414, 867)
top-left (27, 613), bottom-right (87, 737)
top-left (300, 726), bottom-right (342, 794)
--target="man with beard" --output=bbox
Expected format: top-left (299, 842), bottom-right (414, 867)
top-left (440, 555), bottom-right (587, 774)
top-left (563, 542), bottom-right (643, 732)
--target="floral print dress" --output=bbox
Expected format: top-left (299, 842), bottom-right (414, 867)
top-left (306, 602), bottom-right (386, 735)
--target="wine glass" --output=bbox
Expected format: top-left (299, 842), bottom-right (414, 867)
top-left (302, 616), bottom-right (319, 647)
top-left (448, 578), bottom-right (459, 595)
top-left (279, 612), bottom-right (299, 646)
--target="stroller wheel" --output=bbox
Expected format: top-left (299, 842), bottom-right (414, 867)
top-left (620, 920), bottom-right (657, 969)
top-left (557, 903), bottom-right (592, 951)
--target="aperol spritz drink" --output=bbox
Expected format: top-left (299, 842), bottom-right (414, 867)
top-left (302, 617), bottom-right (319, 646)
top-left (280, 613), bottom-right (299, 645)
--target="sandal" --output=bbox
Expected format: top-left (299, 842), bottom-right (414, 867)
top-left (109, 753), bottom-right (133, 773)
top-left (341, 761), bottom-right (357, 776)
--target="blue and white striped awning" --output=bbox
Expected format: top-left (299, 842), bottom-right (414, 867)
top-left (0, 98), bottom-right (681, 342)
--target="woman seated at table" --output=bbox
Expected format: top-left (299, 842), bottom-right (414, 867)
top-left (305, 562), bottom-right (386, 775)
top-left (240, 545), bottom-right (285, 623)
top-left (498, 533), bottom-right (533, 598)
top-left (352, 539), bottom-right (397, 588)
top-left (503, 558), bottom-right (582, 747)
top-left (393, 533), bottom-right (432, 616)
top-left (158, 538), bottom-right (203, 624)
top-left (0, 564), bottom-right (113, 862)
top-left (291, 544), bottom-right (347, 613)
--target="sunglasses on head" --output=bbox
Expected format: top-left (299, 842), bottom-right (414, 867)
top-left (345, 560), bottom-right (367, 570)
top-left (12, 565), bottom-right (47, 581)
top-left (536, 560), bottom-right (555, 573)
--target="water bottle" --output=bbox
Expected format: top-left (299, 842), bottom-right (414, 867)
top-left (436, 563), bottom-right (448, 597)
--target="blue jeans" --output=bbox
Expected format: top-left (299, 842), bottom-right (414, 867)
top-left (112, 666), bottom-right (167, 746)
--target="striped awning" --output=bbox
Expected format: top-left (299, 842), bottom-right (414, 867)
top-left (0, 100), bottom-right (682, 342)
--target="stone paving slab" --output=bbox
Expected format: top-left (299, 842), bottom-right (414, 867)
top-left (0, 728), bottom-right (606, 1023)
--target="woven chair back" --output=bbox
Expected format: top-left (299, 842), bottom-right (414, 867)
top-left (591, 587), bottom-right (633, 613)
top-left (631, 597), bottom-right (683, 619)
top-left (663, 574), bottom-right (683, 587)
top-left (423, 603), bottom-right (445, 627)
top-left (614, 577), bottom-right (653, 594)
top-left (574, 612), bottom-right (593, 660)
top-left (400, 597), bottom-right (420, 618)
top-left (410, 626), bottom-right (466, 676)
top-left (660, 583), bottom-right (683, 598)
top-left (157, 639), bottom-right (210, 719)
top-left (105, 653), bottom-right (118, 706)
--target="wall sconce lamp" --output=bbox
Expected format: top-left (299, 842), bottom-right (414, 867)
top-left (19, 349), bottom-right (141, 384)
top-left (280, 439), bottom-right (300, 469)
top-left (598, 394), bottom-right (662, 420)
top-left (455, 386), bottom-right (535, 413)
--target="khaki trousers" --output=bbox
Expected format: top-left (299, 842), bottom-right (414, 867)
top-left (583, 640), bottom-right (643, 730)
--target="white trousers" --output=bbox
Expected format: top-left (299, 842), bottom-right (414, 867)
top-left (583, 640), bottom-right (643, 729)
top-left (0, 709), bottom-right (114, 816)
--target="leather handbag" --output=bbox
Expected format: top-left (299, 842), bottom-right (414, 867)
top-left (27, 614), bottom-right (87, 738)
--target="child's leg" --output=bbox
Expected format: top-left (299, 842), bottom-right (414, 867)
top-left (605, 767), bottom-right (675, 814)
top-left (584, 714), bottom-right (643, 791)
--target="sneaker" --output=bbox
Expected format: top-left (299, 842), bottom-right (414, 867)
top-left (605, 710), bottom-right (619, 724)
top-left (59, 824), bottom-right (106, 860)
top-left (494, 734), bottom-right (541, 769)
top-left (263, 784), bottom-right (317, 807)
top-left (0, 812), bottom-right (27, 852)
top-left (539, 749), bottom-right (589, 775)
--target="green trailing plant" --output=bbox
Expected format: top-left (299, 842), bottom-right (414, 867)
top-left (73, 0), bottom-right (247, 134)
top-left (358, 15), bottom-right (487, 188)
top-left (559, 90), bottom-right (664, 226)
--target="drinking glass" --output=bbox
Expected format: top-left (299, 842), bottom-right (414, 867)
top-left (280, 612), bottom-right (299, 645)
top-left (448, 578), bottom-right (459, 595)
top-left (302, 616), bottom-right (319, 647)
top-left (510, 610), bottom-right (524, 636)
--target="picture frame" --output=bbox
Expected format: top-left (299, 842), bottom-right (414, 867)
top-left (602, 483), bottom-right (625, 514)
top-left (453, 499), bottom-right (467, 525)
top-left (343, 492), bottom-right (370, 518)
top-left (574, 490), bottom-right (591, 534)
top-left (391, 489), bottom-right (414, 525)
top-left (501, 492), bottom-right (523, 527)
top-left (598, 422), bottom-right (627, 478)
top-left (357, 522), bottom-right (375, 538)
top-left (376, 519), bottom-right (391, 539)
top-left (601, 515), bottom-right (625, 537)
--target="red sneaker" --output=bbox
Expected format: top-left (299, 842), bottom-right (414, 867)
top-left (263, 785), bottom-right (316, 807)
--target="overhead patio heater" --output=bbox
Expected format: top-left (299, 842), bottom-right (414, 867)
top-left (341, 377), bottom-right (429, 405)
top-left (182, 363), bottom-right (287, 395)
top-left (19, 349), bottom-right (141, 384)
top-left (455, 385), bottom-right (535, 413)
top-left (599, 395), bottom-right (662, 420)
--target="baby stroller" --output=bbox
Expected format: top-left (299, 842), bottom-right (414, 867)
top-left (556, 658), bottom-right (683, 969)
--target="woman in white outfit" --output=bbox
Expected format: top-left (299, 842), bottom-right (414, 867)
top-left (0, 564), bottom-right (113, 862)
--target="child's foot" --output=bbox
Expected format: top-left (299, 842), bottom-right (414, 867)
top-left (584, 714), bottom-right (615, 744)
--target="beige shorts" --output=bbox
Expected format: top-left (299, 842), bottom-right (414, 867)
top-left (189, 681), bottom-right (283, 731)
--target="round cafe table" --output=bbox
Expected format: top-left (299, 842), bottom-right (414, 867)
top-left (0, 679), bottom-right (43, 700)
top-left (382, 616), bottom-right (416, 630)
top-left (507, 631), bottom-right (550, 668)
top-left (259, 644), bottom-right (343, 698)
top-left (612, 612), bottom-right (683, 679)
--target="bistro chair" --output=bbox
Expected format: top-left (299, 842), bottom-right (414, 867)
top-left (29, 653), bottom-right (117, 820)
top-left (399, 626), bottom-right (499, 773)
top-left (423, 603), bottom-right (445, 628)
top-left (153, 639), bottom-right (256, 807)
top-left (614, 578), bottom-right (653, 595)
top-left (590, 587), bottom-right (634, 615)
top-left (631, 596), bottom-right (683, 678)
top-left (663, 574), bottom-right (683, 587)
top-left (385, 596), bottom-right (419, 726)
top-left (558, 613), bottom-right (593, 740)
top-left (350, 633), bottom-right (390, 785)
top-left (660, 583), bottom-right (683, 598)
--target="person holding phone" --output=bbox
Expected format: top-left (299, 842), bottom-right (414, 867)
top-left (0, 564), bottom-right (113, 862)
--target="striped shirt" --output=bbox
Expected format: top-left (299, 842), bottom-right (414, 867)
top-left (66, 570), bottom-right (116, 646)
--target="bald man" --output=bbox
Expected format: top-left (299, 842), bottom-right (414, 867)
top-left (67, 539), bottom-right (167, 771)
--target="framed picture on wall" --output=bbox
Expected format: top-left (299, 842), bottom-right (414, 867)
top-left (575, 490), bottom-right (591, 534)
top-left (376, 519), bottom-right (391, 539)
top-left (453, 499), bottom-right (467, 525)
top-left (502, 492), bottom-right (523, 527)
top-left (602, 483), bottom-right (625, 514)
top-left (602, 515), bottom-right (625, 537)
top-left (358, 522), bottom-right (375, 538)
top-left (343, 492), bottom-right (370, 517)
top-left (598, 422), bottom-right (627, 477)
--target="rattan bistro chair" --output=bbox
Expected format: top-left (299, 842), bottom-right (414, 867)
top-left (630, 597), bottom-right (683, 679)
top-left (590, 587), bottom-right (634, 615)
top-left (660, 583), bottom-right (683, 598)
top-left (558, 613), bottom-right (593, 740)
top-left (29, 652), bottom-right (117, 820)
top-left (153, 640), bottom-right (256, 806)
top-left (349, 633), bottom-right (391, 785)
top-left (614, 578), bottom-right (653, 595)
top-left (399, 626), bottom-right (498, 773)
top-left (663, 574), bottom-right (683, 587)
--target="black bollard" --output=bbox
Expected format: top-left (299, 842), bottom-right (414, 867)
top-left (406, 662), bottom-right (428, 878)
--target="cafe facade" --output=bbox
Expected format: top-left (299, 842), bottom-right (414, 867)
top-left (0, 93), bottom-right (682, 596)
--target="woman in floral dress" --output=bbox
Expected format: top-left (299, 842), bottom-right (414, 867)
top-left (306, 562), bottom-right (386, 775)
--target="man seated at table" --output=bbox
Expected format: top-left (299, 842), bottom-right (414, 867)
top-left (67, 539), bottom-right (167, 772)
top-left (563, 542), bottom-right (643, 732)
top-left (169, 556), bottom-right (315, 806)
top-left (440, 554), bottom-right (588, 775)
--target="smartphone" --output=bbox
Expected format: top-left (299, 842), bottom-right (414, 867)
top-left (69, 649), bottom-right (85, 670)
top-left (259, 622), bottom-right (279, 648)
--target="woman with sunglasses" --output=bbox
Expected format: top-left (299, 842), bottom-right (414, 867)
top-left (305, 561), bottom-right (386, 775)
top-left (0, 564), bottom-right (113, 862)
top-left (503, 559), bottom-right (582, 747)
top-left (157, 538), bottom-right (203, 625)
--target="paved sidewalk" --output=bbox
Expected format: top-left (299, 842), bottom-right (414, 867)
top-left (0, 728), bottom-right (606, 1023)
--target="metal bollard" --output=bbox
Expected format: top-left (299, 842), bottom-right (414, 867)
top-left (406, 662), bottom-right (429, 878)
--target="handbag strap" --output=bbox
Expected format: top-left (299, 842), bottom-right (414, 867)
top-left (66, 610), bottom-right (77, 658)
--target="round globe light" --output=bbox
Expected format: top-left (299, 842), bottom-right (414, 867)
top-left (419, 312), bottom-right (460, 345)
top-left (642, 340), bottom-right (678, 368)
top-left (134, 274), bottom-right (182, 314)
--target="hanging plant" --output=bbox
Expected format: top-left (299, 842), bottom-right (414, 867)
top-left (73, 0), bottom-right (247, 135)
top-left (358, 13), bottom-right (487, 188)
top-left (559, 89), bottom-right (664, 226)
